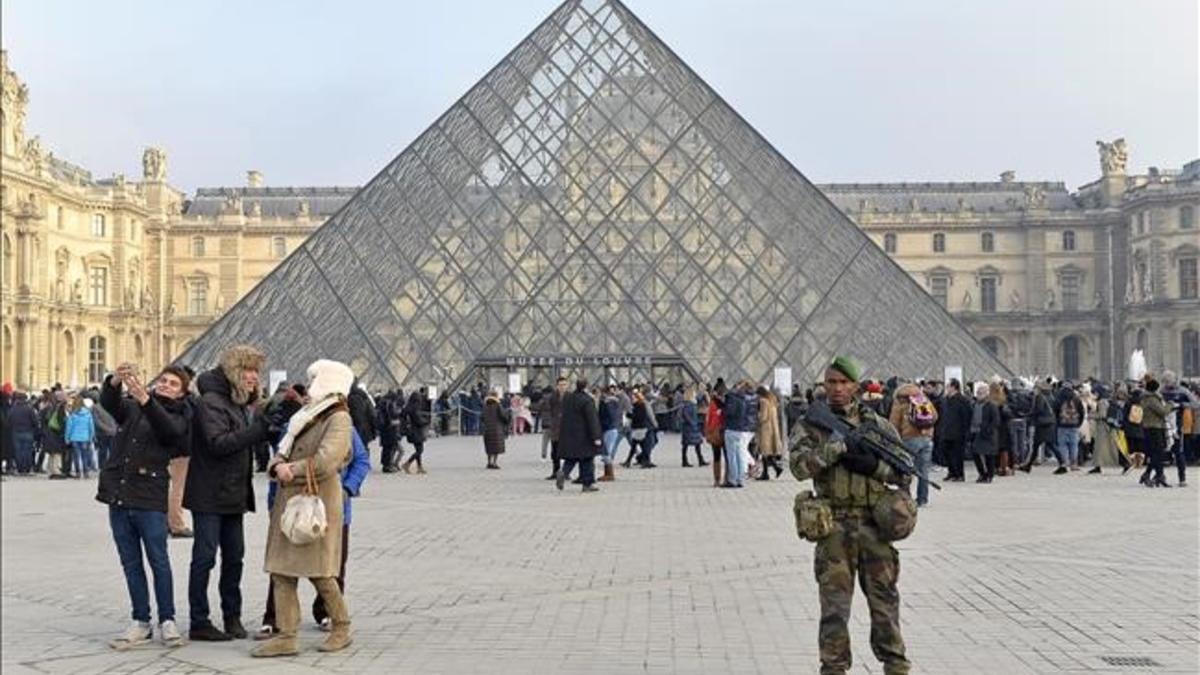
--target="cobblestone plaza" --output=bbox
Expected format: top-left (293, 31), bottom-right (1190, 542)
top-left (3, 434), bottom-right (1197, 674)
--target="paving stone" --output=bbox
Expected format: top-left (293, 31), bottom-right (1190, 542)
top-left (3, 434), bottom-right (1197, 673)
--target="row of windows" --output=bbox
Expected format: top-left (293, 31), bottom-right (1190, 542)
top-left (190, 236), bottom-right (287, 258)
top-left (1135, 205), bottom-right (1196, 234)
top-left (928, 258), bottom-right (1197, 312)
top-left (883, 230), bottom-right (1077, 254)
top-left (84, 214), bottom-right (138, 240)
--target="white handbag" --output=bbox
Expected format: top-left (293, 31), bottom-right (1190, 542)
top-left (280, 460), bottom-right (327, 546)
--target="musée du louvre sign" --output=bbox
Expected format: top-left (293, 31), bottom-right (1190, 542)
top-left (501, 355), bottom-right (658, 367)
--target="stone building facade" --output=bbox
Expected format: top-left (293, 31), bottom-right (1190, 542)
top-left (2, 50), bottom-right (1196, 387)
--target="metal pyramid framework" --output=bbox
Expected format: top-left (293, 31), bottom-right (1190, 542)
top-left (178, 0), bottom-right (1009, 388)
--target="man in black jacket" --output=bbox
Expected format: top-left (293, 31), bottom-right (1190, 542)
top-left (98, 364), bottom-right (192, 649)
top-left (936, 379), bottom-right (973, 482)
top-left (184, 345), bottom-right (277, 642)
top-left (555, 379), bottom-right (602, 492)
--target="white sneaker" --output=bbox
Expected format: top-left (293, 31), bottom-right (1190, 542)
top-left (159, 619), bottom-right (184, 647)
top-left (318, 617), bottom-right (332, 632)
top-left (110, 620), bottom-right (152, 650)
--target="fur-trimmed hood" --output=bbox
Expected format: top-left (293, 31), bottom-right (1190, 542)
top-left (219, 344), bottom-right (266, 406)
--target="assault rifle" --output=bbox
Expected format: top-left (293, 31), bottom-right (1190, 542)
top-left (803, 401), bottom-right (941, 491)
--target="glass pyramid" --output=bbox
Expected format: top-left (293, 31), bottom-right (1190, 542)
top-left (179, 0), bottom-right (1009, 388)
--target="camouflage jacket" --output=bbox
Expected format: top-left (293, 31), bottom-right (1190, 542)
top-left (789, 400), bottom-right (905, 511)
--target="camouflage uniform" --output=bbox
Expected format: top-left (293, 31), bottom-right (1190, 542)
top-left (790, 399), bottom-right (911, 675)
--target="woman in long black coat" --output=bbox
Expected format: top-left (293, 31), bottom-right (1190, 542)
top-left (481, 392), bottom-right (509, 469)
top-left (969, 382), bottom-right (1000, 483)
top-left (555, 381), bottom-right (601, 491)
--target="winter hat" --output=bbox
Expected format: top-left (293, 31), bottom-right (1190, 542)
top-left (1, 382), bottom-right (12, 396)
top-left (829, 355), bottom-right (861, 382)
top-left (219, 344), bottom-right (266, 406)
top-left (865, 381), bottom-right (884, 395)
top-left (305, 359), bottom-right (354, 402)
top-left (82, 398), bottom-right (94, 409)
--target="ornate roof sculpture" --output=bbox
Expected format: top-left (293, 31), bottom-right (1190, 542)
top-left (179, 0), bottom-right (1009, 387)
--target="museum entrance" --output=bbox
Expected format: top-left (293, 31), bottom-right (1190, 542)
top-left (452, 354), bottom-right (700, 394)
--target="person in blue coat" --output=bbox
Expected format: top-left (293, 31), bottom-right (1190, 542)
top-left (255, 427), bottom-right (370, 637)
top-left (65, 395), bottom-right (97, 479)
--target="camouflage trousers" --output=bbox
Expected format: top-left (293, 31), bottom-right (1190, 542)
top-left (813, 512), bottom-right (909, 675)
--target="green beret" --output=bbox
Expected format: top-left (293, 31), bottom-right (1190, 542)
top-left (829, 355), bottom-right (861, 382)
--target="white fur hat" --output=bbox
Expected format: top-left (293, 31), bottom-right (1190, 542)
top-left (305, 359), bottom-right (354, 402)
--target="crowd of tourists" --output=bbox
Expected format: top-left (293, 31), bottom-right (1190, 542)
top-left (1, 350), bottom-right (1197, 657)
top-left (433, 369), bottom-right (1197, 497)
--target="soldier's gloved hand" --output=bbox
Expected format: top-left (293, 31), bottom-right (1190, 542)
top-left (838, 446), bottom-right (879, 476)
top-left (831, 429), bottom-right (865, 454)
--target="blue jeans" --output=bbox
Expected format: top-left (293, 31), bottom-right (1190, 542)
top-left (1008, 419), bottom-right (1029, 465)
top-left (13, 432), bottom-right (34, 473)
top-left (109, 506), bottom-right (174, 623)
top-left (189, 512), bottom-right (245, 628)
top-left (70, 441), bottom-right (91, 476)
top-left (723, 430), bottom-right (750, 486)
top-left (903, 437), bottom-right (933, 506)
top-left (601, 429), bottom-right (621, 465)
top-left (1057, 427), bottom-right (1081, 466)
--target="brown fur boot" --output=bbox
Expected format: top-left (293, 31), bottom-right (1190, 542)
top-left (252, 575), bottom-right (299, 657)
top-left (313, 578), bottom-right (352, 652)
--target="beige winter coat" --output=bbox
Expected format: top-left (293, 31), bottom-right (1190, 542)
top-left (264, 407), bottom-right (351, 579)
top-left (757, 393), bottom-right (784, 458)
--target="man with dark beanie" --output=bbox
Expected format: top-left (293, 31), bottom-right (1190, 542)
top-left (184, 345), bottom-right (282, 641)
top-left (1138, 378), bottom-right (1172, 488)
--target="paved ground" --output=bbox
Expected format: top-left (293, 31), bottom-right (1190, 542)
top-left (2, 433), bottom-right (1198, 674)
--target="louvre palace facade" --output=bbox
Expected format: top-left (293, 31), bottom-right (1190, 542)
top-left (1, 2), bottom-right (1196, 390)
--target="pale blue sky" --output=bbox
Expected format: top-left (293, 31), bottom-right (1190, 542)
top-left (3, 0), bottom-right (1196, 193)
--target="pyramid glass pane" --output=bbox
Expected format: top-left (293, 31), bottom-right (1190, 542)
top-left (179, 0), bottom-right (1009, 387)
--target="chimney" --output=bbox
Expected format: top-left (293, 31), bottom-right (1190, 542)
top-left (247, 170), bottom-right (263, 188)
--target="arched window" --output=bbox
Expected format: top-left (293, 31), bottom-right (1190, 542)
top-left (1183, 329), bottom-right (1200, 377)
top-left (1062, 230), bottom-right (1076, 251)
top-left (883, 233), bottom-right (896, 254)
top-left (189, 278), bottom-right (208, 315)
top-left (1180, 205), bottom-right (1195, 229)
top-left (1180, 257), bottom-right (1198, 299)
top-left (88, 266), bottom-right (108, 306)
top-left (980, 276), bottom-right (998, 313)
top-left (981, 232), bottom-right (994, 253)
top-left (1, 233), bottom-right (12, 289)
top-left (88, 336), bottom-right (107, 384)
top-left (272, 237), bottom-right (287, 259)
top-left (1061, 335), bottom-right (1081, 381)
top-left (932, 233), bottom-right (945, 253)
top-left (192, 236), bottom-right (206, 257)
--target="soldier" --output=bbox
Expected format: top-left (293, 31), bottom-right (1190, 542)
top-left (790, 356), bottom-right (911, 675)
